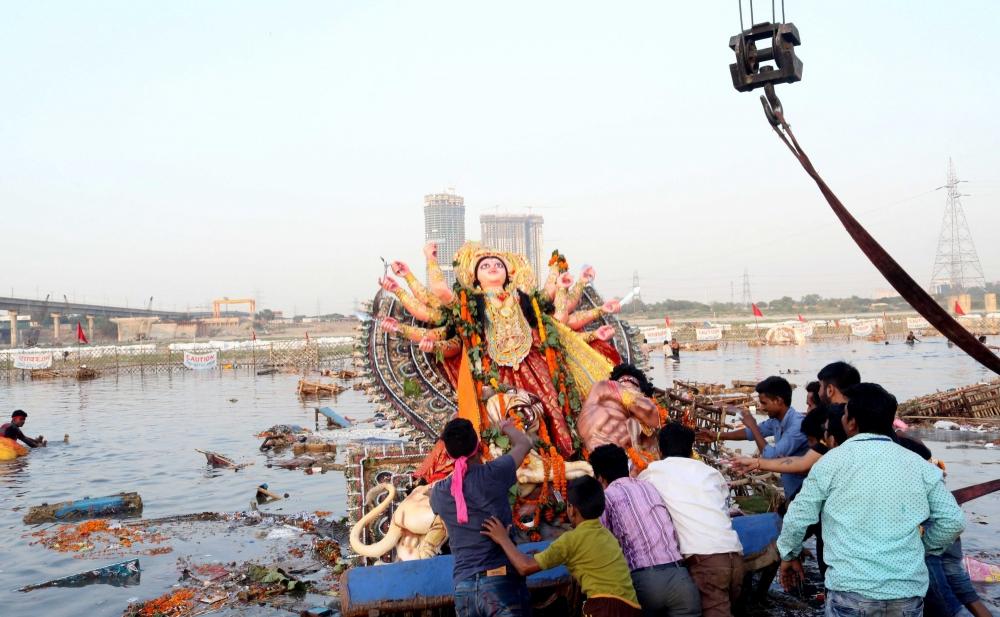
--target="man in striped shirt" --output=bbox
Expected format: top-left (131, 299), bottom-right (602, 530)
top-left (590, 444), bottom-right (702, 616)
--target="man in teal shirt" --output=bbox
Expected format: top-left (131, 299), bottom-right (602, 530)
top-left (776, 383), bottom-right (964, 617)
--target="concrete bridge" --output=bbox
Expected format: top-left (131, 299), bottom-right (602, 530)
top-left (0, 296), bottom-right (190, 347)
top-left (0, 296), bottom-right (187, 320)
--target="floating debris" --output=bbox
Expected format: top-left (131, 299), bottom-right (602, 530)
top-left (315, 426), bottom-right (406, 445)
top-left (195, 449), bottom-right (252, 469)
top-left (30, 519), bottom-right (170, 559)
top-left (257, 425), bottom-right (309, 451)
top-left (315, 406), bottom-right (352, 429)
top-left (313, 538), bottom-right (341, 566)
top-left (298, 379), bottom-right (347, 397)
top-left (23, 492), bottom-right (143, 524)
top-left (123, 588), bottom-right (196, 617)
top-left (19, 558), bottom-right (141, 592)
top-left (77, 366), bottom-right (99, 380)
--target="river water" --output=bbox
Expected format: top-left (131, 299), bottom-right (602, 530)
top-left (1, 338), bottom-right (997, 616)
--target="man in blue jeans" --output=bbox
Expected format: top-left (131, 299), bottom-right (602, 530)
top-left (430, 417), bottom-right (534, 617)
top-left (926, 538), bottom-right (990, 617)
top-left (777, 383), bottom-right (965, 617)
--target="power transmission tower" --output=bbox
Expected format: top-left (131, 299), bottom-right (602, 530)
top-left (631, 271), bottom-right (642, 309)
top-left (741, 269), bottom-right (753, 308)
top-left (929, 159), bottom-right (986, 294)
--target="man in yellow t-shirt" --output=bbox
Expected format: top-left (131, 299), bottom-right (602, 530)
top-left (481, 476), bottom-right (641, 617)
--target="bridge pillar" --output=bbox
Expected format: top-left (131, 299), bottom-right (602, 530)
top-left (8, 310), bottom-right (17, 347)
top-left (51, 312), bottom-right (61, 341)
top-left (86, 316), bottom-right (95, 342)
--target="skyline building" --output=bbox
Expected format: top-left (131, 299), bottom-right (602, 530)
top-left (480, 213), bottom-right (545, 280)
top-left (423, 189), bottom-right (465, 287)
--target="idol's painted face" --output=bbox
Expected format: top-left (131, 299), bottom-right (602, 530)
top-left (476, 257), bottom-right (508, 289)
top-left (617, 375), bottom-right (641, 392)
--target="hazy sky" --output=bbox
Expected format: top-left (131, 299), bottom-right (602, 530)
top-left (3, 1), bottom-right (998, 314)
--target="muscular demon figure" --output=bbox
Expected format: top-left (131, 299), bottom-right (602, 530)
top-left (576, 363), bottom-right (662, 455)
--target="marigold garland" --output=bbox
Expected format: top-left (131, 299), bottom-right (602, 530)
top-left (626, 446), bottom-right (656, 472)
top-left (449, 282), bottom-right (589, 534)
top-left (655, 403), bottom-right (668, 426)
top-left (134, 589), bottom-right (195, 617)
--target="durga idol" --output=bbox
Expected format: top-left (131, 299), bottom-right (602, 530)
top-left (379, 241), bottom-right (623, 461)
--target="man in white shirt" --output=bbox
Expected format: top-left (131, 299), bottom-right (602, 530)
top-left (640, 423), bottom-right (744, 617)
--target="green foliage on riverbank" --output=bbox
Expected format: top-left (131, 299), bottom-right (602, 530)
top-left (624, 293), bottom-right (957, 318)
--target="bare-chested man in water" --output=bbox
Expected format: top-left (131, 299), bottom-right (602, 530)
top-left (577, 364), bottom-right (662, 456)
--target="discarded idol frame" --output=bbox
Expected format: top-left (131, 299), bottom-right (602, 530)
top-left (19, 558), bottom-right (141, 592)
top-left (23, 492), bottom-right (143, 524)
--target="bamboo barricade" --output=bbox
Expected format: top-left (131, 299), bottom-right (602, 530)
top-left (673, 379), bottom-right (728, 396)
top-left (654, 387), bottom-right (744, 432)
top-left (0, 340), bottom-right (354, 379)
top-left (898, 379), bottom-right (1000, 424)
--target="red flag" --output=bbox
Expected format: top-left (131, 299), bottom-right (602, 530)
top-left (954, 301), bottom-right (966, 316)
top-left (76, 321), bottom-right (89, 344)
top-left (664, 315), bottom-right (672, 327)
top-left (752, 303), bottom-right (764, 318)
top-left (798, 314), bottom-right (806, 323)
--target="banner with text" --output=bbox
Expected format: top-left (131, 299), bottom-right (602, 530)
top-left (642, 327), bottom-right (672, 345)
top-left (13, 351), bottom-right (53, 370)
top-left (183, 351), bottom-right (218, 370)
top-left (906, 317), bottom-right (931, 330)
top-left (850, 323), bottom-right (874, 337)
top-left (794, 323), bottom-right (815, 337)
top-left (695, 327), bottom-right (724, 341)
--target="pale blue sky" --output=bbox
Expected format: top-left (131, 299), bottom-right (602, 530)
top-left (3, 1), bottom-right (998, 314)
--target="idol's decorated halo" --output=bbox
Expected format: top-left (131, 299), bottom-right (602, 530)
top-left (454, 241), bottom-right (536, 292)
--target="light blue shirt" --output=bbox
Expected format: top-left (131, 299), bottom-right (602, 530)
top-left (744, 407), bottom-right (809, 497)
top-left (777, 434), bottom-right (965, 600)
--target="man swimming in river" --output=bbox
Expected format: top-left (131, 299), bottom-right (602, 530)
top-left (1, 410), bottom-right (46, 448)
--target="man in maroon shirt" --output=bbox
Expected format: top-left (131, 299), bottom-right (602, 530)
top-left (589, 444), bottom-right (702, 616)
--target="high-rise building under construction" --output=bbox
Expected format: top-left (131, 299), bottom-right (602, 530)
top-left (480, 213), bottom-right (545, 280)
top-left (423, 189), bottom-right (465, 286)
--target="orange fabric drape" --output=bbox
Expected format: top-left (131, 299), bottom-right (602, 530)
top-left (456, 345), bottom-right (482, 433)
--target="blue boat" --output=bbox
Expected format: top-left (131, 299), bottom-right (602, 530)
top-left (340, 513), bottom-right (781, 617)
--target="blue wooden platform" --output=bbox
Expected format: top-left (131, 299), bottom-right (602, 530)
top-left (341, 513), bottom-right (781, 616)
top-left (316, 406), bottom-right (351, 428)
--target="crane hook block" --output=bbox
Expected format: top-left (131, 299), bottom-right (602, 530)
top-left (729, 22), bottom-right (803, 92)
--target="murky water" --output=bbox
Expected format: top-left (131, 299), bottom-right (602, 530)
top-left (1, 370), bottom-right (377, 617)
top-left (0, 339), bottom-right (997, 616)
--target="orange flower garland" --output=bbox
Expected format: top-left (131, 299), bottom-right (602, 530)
top-left (626, 446), bottom-right (656, 472)
top-left (136, 589), bottom-right (195, 617)
top-left (655, 403), bottom-right (668, 426)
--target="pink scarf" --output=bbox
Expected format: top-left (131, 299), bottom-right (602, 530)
top-left (450, 442), bottom-right (479, 524)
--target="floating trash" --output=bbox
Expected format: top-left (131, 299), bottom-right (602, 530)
top-left (18, 558), bottom-right (141, 592)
